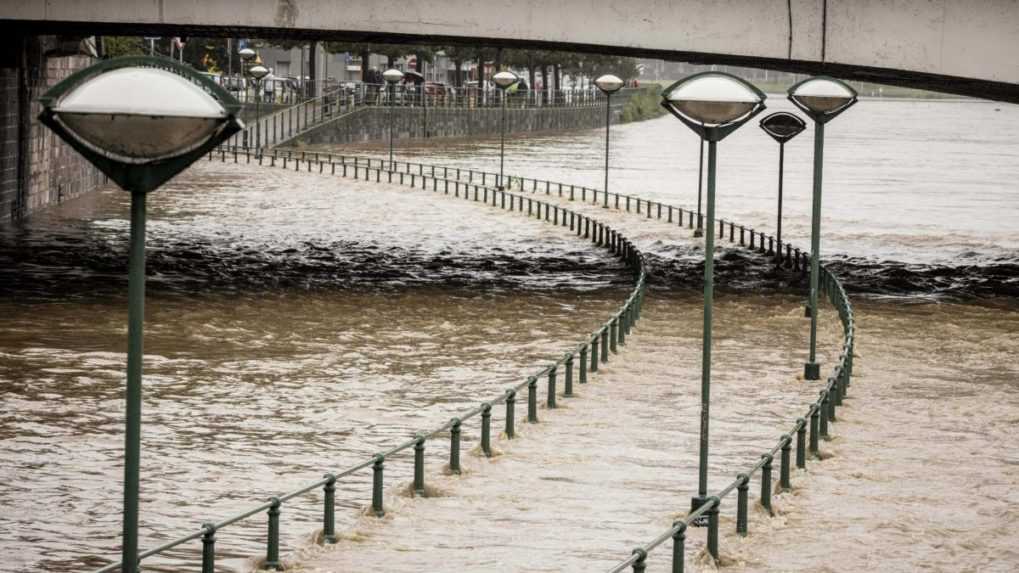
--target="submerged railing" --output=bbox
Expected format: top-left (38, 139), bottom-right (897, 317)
top-left (236, 149), bottom-right (856, 572)
top-left (92, 148), bottom-right (648, 572)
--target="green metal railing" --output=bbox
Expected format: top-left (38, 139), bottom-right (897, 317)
top-left (237, 149), bottom-right (855, 573)
top-left (91, 147), bottom-right (648, 572)
top-left (232, 148), bottom-right (809, 273)
top-left (226, 85), bottom-right (640, 151)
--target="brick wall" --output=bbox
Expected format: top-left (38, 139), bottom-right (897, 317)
top-left (0, 41), bottom-right (106, 224)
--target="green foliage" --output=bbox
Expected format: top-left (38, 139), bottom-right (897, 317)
top-left (103, 36), bottom-right (146, 58)
top-left (619, 86), bottom-right (666, 123)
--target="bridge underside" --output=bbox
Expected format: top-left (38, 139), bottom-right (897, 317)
top-left (3, 0), bottom-right (1019, 102)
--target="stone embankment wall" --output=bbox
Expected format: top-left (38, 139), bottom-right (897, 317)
top-left (1, 36), bottom-right (106, 223)
top-left (294, 104), bottom-right (618, 146)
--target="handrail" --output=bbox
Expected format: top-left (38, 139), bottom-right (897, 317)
top-left (230, 149), bottom-right (855, 573)
top-left (92, 147), bottom-right (649, 572)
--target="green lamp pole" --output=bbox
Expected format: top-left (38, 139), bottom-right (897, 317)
top-left (694, 136), bottom-right (704, 237)
top-left (758, 111), bottom-right (807, 263)
top-left (38, 56), bottom-right (242, 572)
top-left (383, 68), bottom-right (404, 170)
top-left (248, 63), bottom-right (269, 152)
top-left (661, 72), bottom-right (766, 551)
top-left (493, 70), bottom-right (519, 189)
top-left (238, 47), bottom-right (255, 149)
top-left (787, 77), bottom-right (858, 380)
top-left (594, 74), bottom-right (623, 208)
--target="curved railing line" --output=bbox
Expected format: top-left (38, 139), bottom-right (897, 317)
top-left (248, 148), bottom-right (855, 573)
top-left (92, 147), bottom-right (648, 572)
top-left (252, 148), bottom-right (811, 272)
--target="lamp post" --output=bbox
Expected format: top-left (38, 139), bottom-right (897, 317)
top-left (383, 68), bottom-right (404, 170)
top-left (660, 72), bottom-right (766, 547)
top-left (594, 74), bottom-right (623, 208)
top-left (37, 56), bottom-right (242, 572)
top-left (238, 47), bottom-right (255, 148)
top-left (493, 70), bottom-right (519, 189)
top-left (758, 111), bottom-right (806, 263)
top-left (694, 135), bottom-right (704, 237)
top-left (787, 76), bottom-right (858, 380)
top-left (247, 64), bottom-right (269, 152)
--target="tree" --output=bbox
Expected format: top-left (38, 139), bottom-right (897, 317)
top-left (102, 36), bottom-right (146, 58)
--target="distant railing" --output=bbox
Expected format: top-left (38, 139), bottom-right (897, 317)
top-left (91, 147), bottom-right (649, 572)
top-left (255, 149), bottom-right (856, 573)
top-left (226, 84), bottom-right (639, 151)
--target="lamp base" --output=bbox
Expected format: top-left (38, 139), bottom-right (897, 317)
top-left (804, 361), bottom-right (820, 380)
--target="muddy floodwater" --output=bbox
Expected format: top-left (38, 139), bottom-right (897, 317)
top-left (2, 98), bottom-right (1018, 572)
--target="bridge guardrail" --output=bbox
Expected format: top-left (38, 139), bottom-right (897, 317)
top-left (91, 147), bottom-right (649, 572)
top-left (251, 149), bottom-right (855, 572)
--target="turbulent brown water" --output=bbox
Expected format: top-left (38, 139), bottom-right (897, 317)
top-left (1, 98), bottom-right (1017, 572)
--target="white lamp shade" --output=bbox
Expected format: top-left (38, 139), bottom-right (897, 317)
top-left (789, 78), bottom-right (856, 114)
top-left (52, 66), bottom-right (229, 162)
top-left (248, 65), bottom-right (269, 80)
top-left (493, 71), bottom-right (518, 89)
top-left (238, 48), bottom-right (255, 59)
top-left (595, 74), bottom-right (624, 94)
top-left (664, 74), bottom-right (763, 125)
top-left (383, 69), bottom-right (404, 84)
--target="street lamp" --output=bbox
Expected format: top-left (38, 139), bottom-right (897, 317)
top-left (493, 70), bottom-right (519, 189)
top-left (37, 55), bottom-right (241, 572)
top-left (247, 63), bottom-right (269, 152)
top-left (758, 111), bottom-right (806, 263)
top-left (787, 76), bottom-right (858, 380)
top-left (383, 68), bottom-right (404, 170)
top-left (594, 74), bottom-right (623, 208)
top-left (661, 72), bottom-right (765, 547)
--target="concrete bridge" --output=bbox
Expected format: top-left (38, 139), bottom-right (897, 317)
top-left (4, 0), bottom-right (1019, 102)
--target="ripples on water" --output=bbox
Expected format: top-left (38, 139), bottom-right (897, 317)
top-left (2, 98), bottom-right (1017, 572)
top-left (0, 165), bottom-right (635, 572)
top-left (329, 97), bottom-right (1019, 300)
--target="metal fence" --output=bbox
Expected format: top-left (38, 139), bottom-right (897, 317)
top-left (226, 84), bottom-right (636, 151)
top-left (92, 147), bottom-right (649, 572)
top-left (254, 149), bottom-right (856, 573)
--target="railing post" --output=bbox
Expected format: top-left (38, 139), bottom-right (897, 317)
top-left (323, 473), bottom-right (337, 543)
top-left (780, 435), bottom-right (792, 490)
top-left (413, 435), bottom-right (426, 496)
top-left (631, 548), bottom-right (648, 573)
top-left (527, 376), bottom-right (538, 422)
top-left (505, 389), bottom-right (516, 438)
top-left (372, 455), bottom-right (385, 517)
top-left (760, 454), bottom-right (773, 515)
top-left (820, 391), bottom-right (831, 437)
top-left (564, 355), bottom-right (574, 397)
top-left (449, 418), bottom-right (462, 474)
top-left (619, 309), bottom-right (628, 345)
top-left (547, 367), bottom-right (557, 409)
top-left (264, 497), bottom-right (282, 570)
top-left (590, 336), bottom-right (600, 372)
top-left (796, 419), bottom-right (807, 469)
top-left (707, 497), bottom-right (720, 561)
top-left (809, 407), bottom-right (820, 457)
top-left (579, 346), bottom-right (588, 384)
top-left (671, 522), bottom-right (686, 573)
top-left (600, 327), bottom-right (609, 363)
top-left (481, 403), bottom-right (492, 457)
top-left (610, 318), bottom-right (619, 353)
top-left (736, 474), bottom-right (749, 536)
top-left (201, 523), bottom-right (216, 573)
